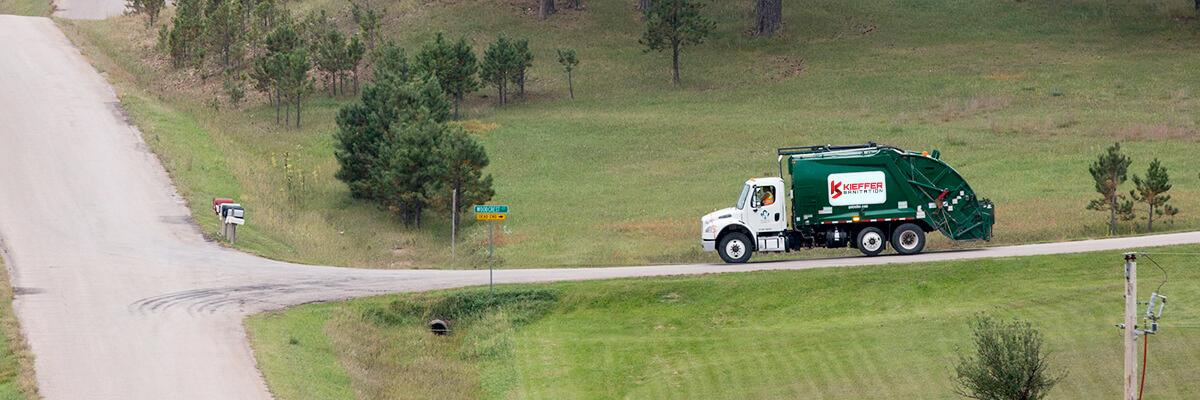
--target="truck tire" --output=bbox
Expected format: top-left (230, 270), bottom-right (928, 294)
top-left (891, 223), bottom-right (925, 255)
top-left (718, 232), bottom-right (753, 263)
top-left (856, 227), bottom-right (886, 257)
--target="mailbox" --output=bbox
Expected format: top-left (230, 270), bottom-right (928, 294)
top-left (221, 204), bottom-right (245, 226)
top-left (213, 198), bottom-right (234, 216)
top-left (218, 203), bottom-right (242, 218)
top-left (214, 200), bottom-right (245, 242)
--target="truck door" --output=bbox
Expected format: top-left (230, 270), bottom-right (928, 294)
top-left (747, 183), bottom-right (786, 233)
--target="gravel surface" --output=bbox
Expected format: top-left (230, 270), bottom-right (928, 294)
top-left (3, 14), bottom-right (1199, 400)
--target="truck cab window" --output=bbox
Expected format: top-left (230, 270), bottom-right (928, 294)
top-left (751, 186), bottom-right (775, 209)
top-left (760, 186), bottom-right (775, 206)
top-left (736, 184), bottom-right (751, 210)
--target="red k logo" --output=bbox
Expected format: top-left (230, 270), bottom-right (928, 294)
top-left (830, 181), bottom-right (843, 199)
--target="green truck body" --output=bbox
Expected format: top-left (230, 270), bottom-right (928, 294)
top-left (701, 143), bottom-right (994, 263)
top-left (786, 144), bottom-right (994, 242)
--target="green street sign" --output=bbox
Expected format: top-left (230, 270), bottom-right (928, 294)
top-left (474, 205), bottom-right (509, 214)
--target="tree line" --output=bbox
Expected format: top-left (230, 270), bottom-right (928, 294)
top-left (143, 0), bottom-right (384, 126)
top-left (135, 0), bottom-right (786, 110)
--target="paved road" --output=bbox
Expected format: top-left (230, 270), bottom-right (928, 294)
top-left (49, 0), bottom-right (125, 19)
top-left (3, 13), bottom-right (1200, 400)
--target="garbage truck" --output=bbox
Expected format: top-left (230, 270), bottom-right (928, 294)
top-left (700, 143), bottom-right (994, 263)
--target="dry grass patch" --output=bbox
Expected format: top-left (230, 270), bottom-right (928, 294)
top-left (985, 73), bottom-right (1026, 81)
top-left (765, 55), bottom-right (805, 82)
top-left (1120, 122), bottom-right (1199, 141)
top-left (939, 95), bottom-right (1012, 122)
top-left (450, 119), bottom-right (501, 136)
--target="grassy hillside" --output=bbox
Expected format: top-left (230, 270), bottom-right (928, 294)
top-left (61, 0), bottom-right (1200, 268)
top-left (247, 244), bottom-right (1200, 399)
top-left (0, 0), bottom-right (50, 16)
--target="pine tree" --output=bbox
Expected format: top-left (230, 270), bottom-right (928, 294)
top-left (164, 0), bottom-right (207, 68)
top-left (372, 40), bottom-right (413, 84)
top-left (414, 32), bottom-right (480, 119)
top-left (350, 0), bottom-right (384, 51)
top-left (434, 128), bottom-right (495, 234)
top-left (204, 0), bottom-right (248, 69)
top-left (334, 74), bottom-right (450, 199)
top-left (345, 34), bottom-right (366, 95)
top-left (753, 0), bottom-right (781, 37)
top-left (538, 0), bottom-right (556, 20)
top-left (1131, 158), bottom-right (1172, 232)
top-left (512, 37), bottom-right (533, 97)
top-left (1086, 143), bottom-right (1134, 235)
top-left (556, 47), bottom-right (578, 99)
top-left (371, 107), bottom-right (446, 227)
top-left (282, 49), bottom-right (314, 127)
top-left (481, 35), bottom-right (520, 105)
top-left (307, 11), bottom-right (347, 96)
top-left (251, 24), bottom-right (303, 124)
top-left (126, 0), bottom-right (166, 25)
top-left (639, 0), bottom-right (714, 85)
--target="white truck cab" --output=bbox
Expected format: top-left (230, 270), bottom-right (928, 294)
top-left (701, 177), bottom-right (788, 263)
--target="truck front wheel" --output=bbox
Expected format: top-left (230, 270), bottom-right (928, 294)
top-left (856, 227), bottom-right (886, 256)
top-left (718, 232), bottom-right (753, 263)
top-left (891, 223), bottom-right (926, 255)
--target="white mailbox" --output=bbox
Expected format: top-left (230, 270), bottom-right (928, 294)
top-left (217, 202), bottom-right (246, 242)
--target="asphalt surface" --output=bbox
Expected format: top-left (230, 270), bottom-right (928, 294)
top-left (50, 0), bottom-right (125, 19)
top-left (4, 12), bottom-right (1200, 400)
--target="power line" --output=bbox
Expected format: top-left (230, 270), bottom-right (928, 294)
top-left (1139, 253), bottom-right (1169, 294)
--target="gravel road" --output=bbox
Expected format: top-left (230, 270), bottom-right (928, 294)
top-left (2, 14), bottom-right (1199, 400)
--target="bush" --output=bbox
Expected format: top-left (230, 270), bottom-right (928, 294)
top-left (953, 314), bottom-right (1065, 400)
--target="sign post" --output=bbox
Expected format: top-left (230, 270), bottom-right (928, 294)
top-left (475, 205), bottom-right (509, 301)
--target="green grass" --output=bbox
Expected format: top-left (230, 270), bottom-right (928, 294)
top-left (0, 0), bottom-right (50, 16)
top-left (246, 244), bottom-right (1200, 399)
top-left (61, 0), bottom-right (1200, 268)
top-left (0, 258), bottom-right (36, 400)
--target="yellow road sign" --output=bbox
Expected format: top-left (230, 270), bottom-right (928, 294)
top-left (476, 213), bottom-right (506, 221)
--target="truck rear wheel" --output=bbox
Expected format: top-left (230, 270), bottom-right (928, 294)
top-left (891, 223), bottom-right (925, 255)
top-left (718, 232), bottom-right (752, 263)
top-left (856, 227), bottom-right (885, 256)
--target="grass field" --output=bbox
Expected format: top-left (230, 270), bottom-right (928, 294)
top-left (246, 245), bottom-right (1200, 399)
top-left (61, 0), bottom-right (1200, 268)
top-left (0, 258), bottom-right (36, 400)
top-left (0, 0), bottom-right (50, 16)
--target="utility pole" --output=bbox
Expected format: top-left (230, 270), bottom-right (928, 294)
top-left (1124, 252), bottom-right (1137, 400)
top-left (451, 189), bottom-right (456, 270)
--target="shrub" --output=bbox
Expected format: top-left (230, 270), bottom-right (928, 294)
top-left (953, 314), bottom-right (1065, 400)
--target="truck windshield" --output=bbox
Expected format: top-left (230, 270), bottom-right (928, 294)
top-left (735, 184), bottom-right (751, 210)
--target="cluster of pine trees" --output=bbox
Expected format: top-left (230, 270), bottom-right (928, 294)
top-left (1087, 143), bottom-right (1179, 235)
top-left (145, 0), bottom-right (380, 126)
top-left (334, 41), bottom-right (494, 229)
